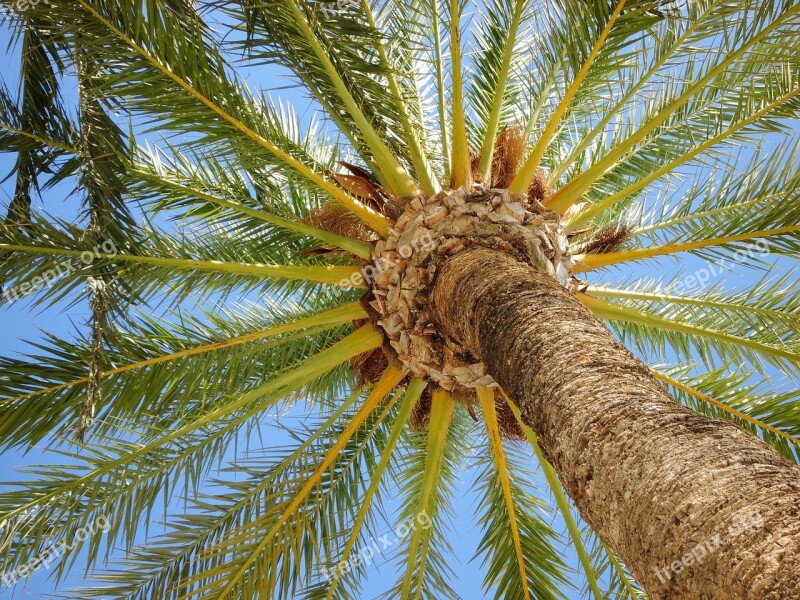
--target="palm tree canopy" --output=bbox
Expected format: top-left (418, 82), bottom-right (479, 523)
top-left (0, 0), bottom-right (798, 598)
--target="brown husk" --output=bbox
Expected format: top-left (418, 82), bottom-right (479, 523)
top-left (527, 172), bottom-right (550, 204)
top-left (579, 225), bottom-right (632, 254)
top-left (491, 126), bottom-right (526, 189)
top-left (303, 204), bottom-right (379, 243)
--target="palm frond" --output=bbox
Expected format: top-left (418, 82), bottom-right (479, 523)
top-left (0, 301), bottom-right (364, 447)
top-left (548, 0), bottom-right (739, 185)
top-left (654, 364), bottom-right (800, 463)
top-left (426, 0), bottom-right (452, 180)
top-left (360, 0), bottom-right (439, 195)
top-left (548, 0), bottom-right (800, 212)
top-left (0, 240), bottom-right (365, 286)
top-left (623, 141), bottom-right (800, 262)
top-left (502, 392), bottom-right (603, 599)
top-left (579, 293), bottom-right (800, 376)
top-left (0, 325), bottom-right (382, 587)
top-left (475, 388), bottom-right (567, 600)
top-left (0, 19), bottom-right (72, 289)
top-left (469, 0), bottom-right (532, 182)
top-left (565, 80), bottom-right (800, 230)
top-left (398, 388), bottom-right (455, 599)
top-left (584, 272), bottom-right (800, 345)
top-left (510, 0), bottom-right (635, 194)
top-left (585, 533), bottom-right (646, 599)
top-left (191, 366), bottom-right (404, 599)
top-left (575, 226), bottom-right (800, 271)
top-left (83, 385), bottom-right (387, 600)
top-left (3, 0), bottom-right (800, 597)
top-left (323, 377), bottom-right (427, 599)
top-left (130, 144), bottom-right (373, 258)
top-left (230, 0), bottom-right (419, 197)
top-left (384, 394), bottom-right (472, 600)
top-left (40, 0), bottom-right (390, 233)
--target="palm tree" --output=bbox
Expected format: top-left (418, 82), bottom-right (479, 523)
top-left (0, 0), bottom-right (799, 597)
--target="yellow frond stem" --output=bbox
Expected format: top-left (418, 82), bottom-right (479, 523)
top-left (132, 166), bottom-right (374, 258)
top-left (217, 366), bottom-right (407, 597)
top-left (546, 3), bottom-right (800, 213)
top-left (584, 286), bottom-right (792, 320)
top-left (577, 293), bottom-right (800, 364)
top-left (77, 0), bottom-right (392, 236)
top-left (632, 193), bottom-right (783, 238)
top-left (477, 0), bottom-right (527, 182)
top-left (449, 0), bottom-right (472, 190)
top-left (0, 121), bottom-right (77, 154)
top-left (360, 1), bottom-right (439, 196)
top-left (401, 388), bottom-right (456, 600)
top-left (326, 378), bottom-right (427, 600)
top-left (521, 52), bottom-right (564, 142)
top-left (432, 0), bottom-right (451, 181)
top-left (603, 542), bottom-right (640, 598)
top-left (572, 227), bottom-right (800, 271)
top-left (547, 0), bottom-right (726, 188)
top-left (510, 0), bottom-right (628, 195)
top-left (284, 0), bottom-right (419, 198)
top-left (6, 325), bottom-right (384, 523)
top-left (652, 370), bottom-right (800, 447)
top-left (0, 243), bottom-right (367, 287)
top-left (500, 390), bottom-right (603, 600)
top-left (478, 387), bottom-right (531, 600)
top-left (0, 303), bottom-right (367, 406)
top-left (562, 86), bottom-right (800, 226)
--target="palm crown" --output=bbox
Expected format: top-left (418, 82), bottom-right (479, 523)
top-left (0, 0), bottom-right (799, 598)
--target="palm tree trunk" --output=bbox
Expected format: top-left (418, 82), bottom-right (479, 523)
top-left (431, 247), bottom-right (800, 598)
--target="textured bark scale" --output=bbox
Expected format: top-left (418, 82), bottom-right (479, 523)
top-left (431, 247), bottom-right (800, 598)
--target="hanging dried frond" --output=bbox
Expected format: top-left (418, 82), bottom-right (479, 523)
top-left (527, 171), bottom-right (551, 204)
top-left (340, 161), bottom-right (380, 186)
top-left (302, 163), bottom-right (400, 247)
top-left (79, 276), bottom-right (109, 442)
top-left (470, 151), bottom-right (484, 184)
top-left (304, 203), bottom-right (379, 243)
top-left (491, 126), bottom-right (526, 189)
top-left (495, 393), bottom-right (524, 440)
top-left (325, 169), bottom-right (385, 213)
top-left (579, 225), bottom-right (632, 255)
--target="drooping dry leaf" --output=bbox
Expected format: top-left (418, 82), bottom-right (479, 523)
top-left (491, 125), bottom-right (526, 189)
top-left (326, 169), bottom-right (384, 212)
top-left (340, 161), bottom-right (379, 184)
top-left (304, 203), bottom-right (379, 242)
top-left (579, 225), bottom-right (632, 255)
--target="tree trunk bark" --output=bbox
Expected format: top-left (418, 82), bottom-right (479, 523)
top-left (430, 247), bottom-right (800, 599)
